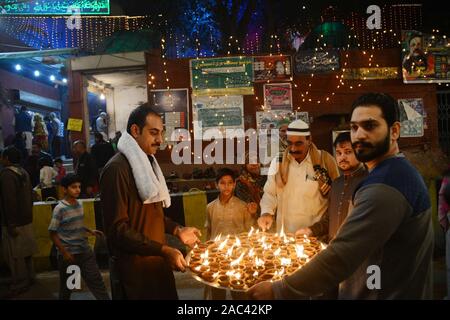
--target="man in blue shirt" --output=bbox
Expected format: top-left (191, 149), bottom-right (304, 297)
top-left (249, 92), bottom-right (433, 300)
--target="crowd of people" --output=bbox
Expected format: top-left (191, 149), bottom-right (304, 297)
top-left (0, 93), bottom-right (449, 300)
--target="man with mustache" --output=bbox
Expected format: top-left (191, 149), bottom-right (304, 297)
top-left (402, 33), bottom-right (431, 76)
top-left (258, 119), bottom-right (339, 234)
top-left (100, 103), bottom-right (201, 299)
top-left (249, 93), bottom-right (433, 299)
top-left (296, 131), bottom-right (368, 243)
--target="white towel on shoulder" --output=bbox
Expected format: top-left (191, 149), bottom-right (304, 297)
top-left (117, 131), bottom-right (171, 207)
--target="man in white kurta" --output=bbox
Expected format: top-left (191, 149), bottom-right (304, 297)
top-left (258, 119), bottom-right (339, 234)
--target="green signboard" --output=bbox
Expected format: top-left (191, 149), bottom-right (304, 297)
top-left (190, 56), bottom-right (254, 96)
top-left (0, 0), bottom-right (110, 15)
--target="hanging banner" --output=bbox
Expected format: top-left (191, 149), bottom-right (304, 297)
top-left (0, 0), bottom-right (110, 15)
top-left (343, 67), bottom-right (400, 80)
top-left (263, 83), bottom-right (292, 111)
top-left (190, 57), bottom-right (254, 96)
top-left (294, 50), bottom-right (340, 74)
top-left (398, 98), bottom-right (425, 137)
top-left (192, 95), bottom-right (244, 139)
top-left (256, 110), bottom-right (298, 130)
top-left (253, 55), bottom-right (292, 82)
top-left (149, 89), bottom-right (189, 142)
top-left (402, 30), bottom-right (450, 83)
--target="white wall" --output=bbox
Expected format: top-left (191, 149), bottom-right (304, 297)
top-left (106, 86), bottom-right (147, 137)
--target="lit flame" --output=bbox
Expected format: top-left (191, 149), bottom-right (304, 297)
top-left (200, 250), bottom-right (209, 260)
top-left (218, 239), bottom-right (228, 251)
top-left (260, 235), bottom-right (266, 244)
top-left (202, 259), bottom-right (210, 266)
top-left (230, 252), bottom-right (245, 267)
top-left (320, 243), bottom-right (327, 250)
top-left (214, 233), bottom-right (222, 241)
top-left (213, 272), bottom-right (219, 278)
top-left (274, 248), bottom-right (281, 256)
top-left (295, 244), bottom-right (304, 258)
top-left (262, 242), bottom-right (272, 250)
top-left (256, 229), bottom-right (260, 234)
top-left (253, 271), bottom-right (259, 277)
top-left (226, 245), bottom-right (234, 257)
top-left (226, 270), bottom-right (235, 277)
top-left (235, 272), bottom-right (241, 280)
top-left (280, 225), bottom-right (285, 237)
top-left (255, 257), bottom-right (264, 267)
top-left (280, 258), bottom-right (291, 266)
top-left (303, 234), bottom-right (311, 243)
top-left (195, 266), bottom-right (201, 271)
top-left (248, 227), bottom-right (254, 237)
top-left (235, 237), bottom-right (241, 247)
top-left (248, 248), bottom-right (255, 257)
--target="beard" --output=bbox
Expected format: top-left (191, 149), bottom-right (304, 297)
top-left (352, 133), bottom-right (390, 163)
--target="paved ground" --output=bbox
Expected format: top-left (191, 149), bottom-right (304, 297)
top-left (0, 255), bottom-right (447, 300)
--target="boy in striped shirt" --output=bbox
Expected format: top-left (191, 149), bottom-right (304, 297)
top-left (48, 174), bottom-right (110, 300)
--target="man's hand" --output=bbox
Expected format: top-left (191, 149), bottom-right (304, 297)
top-left (247, 281), bottom-right (274, 300)
top-left (295, 227), bottom-right (312, 237)
top-left (7, 226), bottom-right (18, 238)
top-left (257, 214), bottom-right (274, 231)
top-left (247, 202), bottom-right (258, 216)
top-left (62, 251), bottom-right (75, 264)
top-left (176, 227), bottom-right (201, 248)
top-left (161, 245), bottom-right (187, 272)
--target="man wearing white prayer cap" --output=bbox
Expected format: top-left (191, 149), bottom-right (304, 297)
top-left (258, 119), bottom-right (339, 234)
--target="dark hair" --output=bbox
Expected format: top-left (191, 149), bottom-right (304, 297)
top-left (216, 168), bottom-right (236, 183)
top-left (3, 146), bottom-right (21, 164)
top-left (20, 106), bottom-right (27, 112)
top-left (60, 173), bottom-right (81, 188)
top-left (94, 132), bottom-right (104, 141)
top-left (54, 158), bottom-right (63, 164)
top-left (350, 93), bottom-right (400, 128)
top-left (333, 132), bottom-right (351, 148)
top-left (38, 157), bottom-right (53, 168)
top-left (126, 103), bottom-right (161, 134)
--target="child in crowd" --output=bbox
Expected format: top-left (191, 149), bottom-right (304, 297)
top-left (204, 168), bottom-right (256, 300)
top-left (39, 157), bottom-right (57, 200)
top-left (48, 174), bottom-right (110, 300)
top-left (54, 158), bottom-right (66, 184)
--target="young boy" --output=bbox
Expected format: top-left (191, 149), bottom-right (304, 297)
top-left (48, 174), bottom-right (110, 300)
top-left (54, 158), bottom-right (66, 184)
top-left (204, 168), bottom-right (256, 300)
top-left (39, 157), bottom-right (57, 200)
